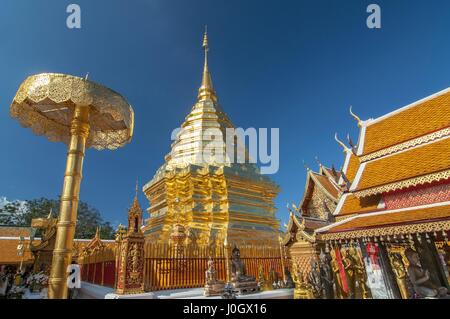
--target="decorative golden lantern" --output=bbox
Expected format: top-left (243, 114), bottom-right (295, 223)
top-left (10, 73), bottom-right (134, 299)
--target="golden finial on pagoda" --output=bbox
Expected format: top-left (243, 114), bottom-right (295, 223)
top-left (349, 105), bottom-right (362, 127)
top-left (135, 178), bottom-right (139, 198)
top-left (198, 26), bottom-right (217, 102)
top-left (130, 179), bottom-right (142, 214)
top-left (203, 25), bottom-right (209, 49)
top-left (315, 156), bottom-right (322, 168)
top-left (302, 160), bottom-right (310, 171)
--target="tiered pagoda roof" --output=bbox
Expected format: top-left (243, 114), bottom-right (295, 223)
top-left (318, 87), bottom-right (450, 237)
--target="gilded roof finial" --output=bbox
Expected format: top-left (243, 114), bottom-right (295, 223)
top-left (349, 105), bottom-right (362, 127)
top-left (135, 178), bottom-right (139, 198)
top-left (198, 26), bottom-right (217, 102)
top-left (130, 179), bottom-right (142, 213)
top-left (334, 133), bottom-right (350, 153)
top-left (315, 156), bottom-right (322, 168)
top-left (302, 160), bottom-right (310, 171)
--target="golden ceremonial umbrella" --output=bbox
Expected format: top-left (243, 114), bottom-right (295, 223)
top-left (10, 73), bottom-right (134, 298)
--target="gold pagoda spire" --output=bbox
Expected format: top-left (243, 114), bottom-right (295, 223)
top-left (130, 179), bottom-right (141, 212)
top-left (197, 26), bottom-right (217, 102)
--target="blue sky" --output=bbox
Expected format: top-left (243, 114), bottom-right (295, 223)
top-left (1, 0), bottom-right (450, 228)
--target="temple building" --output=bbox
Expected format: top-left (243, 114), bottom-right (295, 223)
top-left (282, 88), bottom-right (450, 299)
top-left (142, 31), bottom-right (280, 247)
top-left (283, 164), bottom-right (343, 277)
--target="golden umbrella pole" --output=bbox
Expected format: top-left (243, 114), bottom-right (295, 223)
top-left (48, 105), bottom-right (90, 299)
top-left (10, 73), bottom-right (134, 299)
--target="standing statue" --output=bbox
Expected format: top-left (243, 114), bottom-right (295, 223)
top-left (268, 268), bottom-right (276, 290)
top-left (405, 248), bottom-right (448, 298)
top-left (204, 258), bottom-right (225, 296)
top-left (292, 262), bottom-right (314, 299)
top-left (348, 247), bottom-right (370, 299)
top-left (330, 249), bottom-right (346, 299)
top-left (341, 248), bottom-right (356, 299)
top-left (230, 246), bottom-right (258, 294)
top-left (388, 252), bottom-right (410, 299)
top-left (319, 250), bottom-right (335, 299)
top-left (307, 260), bottom-right (322, 298)
top-left (257, 265), bottom-right (270, 291)
top-left (284, 266), bottom-right (295, 289)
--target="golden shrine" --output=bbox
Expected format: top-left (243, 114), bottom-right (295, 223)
top-left (283, 164), bottom-right (342, 277)
top-left (115, 185), bottom-right (145, 294)
top-left (285, 88), bottom-right (450, 299)
top-left (142, 31), bottom-right (280, 247)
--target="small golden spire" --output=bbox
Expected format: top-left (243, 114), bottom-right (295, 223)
top-left (198, 26), bottom-right (217, 102)
top-left (135, 178), bottom-right (139, 198)
top-left (302, 160), bottom-right (310, 171)
top-left (130, 179), bottom-right (141, 210)
top-left (315, 156), bottom-right (322, 168)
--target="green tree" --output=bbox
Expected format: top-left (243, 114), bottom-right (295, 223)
top-left (0, 197), bottom-right (115, 239)
top-left (0, 201), bottom-right (27, 225)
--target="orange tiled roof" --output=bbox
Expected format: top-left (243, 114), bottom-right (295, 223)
top-left (355, 138), bottom-right (450, 192)
top-left (338, 193), bottom-right (382, 215)
top-left (312, 173), bottom-right (340, 199)
top-left (0, 226), bottom-right (32, 237)
top-left (362, 90), bottom-right (450, 155)
top-left (321, 203), bottom-right (450, 234)
top-left (345, 153), bottom-right (360, 183)
top-left (0, 237), bottom-right (115, 264)
top-left (321, 166), bottom-right (341, 183)
top-left (0, 238), bottom-right (37, 264)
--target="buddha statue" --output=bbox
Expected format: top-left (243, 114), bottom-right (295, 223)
top-left (405, 248), bottom-right (448, 298)
top-left (229, 246), bottom-right (258, 294)
top-left (204, 258), bottom-right (225, 296)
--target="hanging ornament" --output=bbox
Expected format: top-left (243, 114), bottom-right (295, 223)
top-left (416, 233), bottom-right (422, 243)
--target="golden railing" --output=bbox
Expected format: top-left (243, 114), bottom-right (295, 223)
top-left (76, 240), bottom-right (289, 291)
top-left (143, 242), bottom-right (288, 291)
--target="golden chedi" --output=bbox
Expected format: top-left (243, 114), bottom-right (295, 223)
top-left (142, 31), bottom-right (280, 247)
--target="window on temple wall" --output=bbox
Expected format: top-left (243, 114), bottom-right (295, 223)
top-left (134, 217), bottom-right (139, 233)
